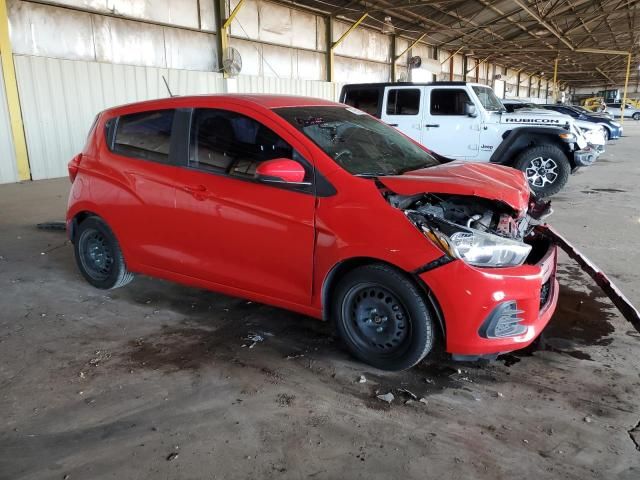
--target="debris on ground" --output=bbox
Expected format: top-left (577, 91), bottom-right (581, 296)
top-left (584, 416), bottom-right (593, 423)
top-left (285, 353), bottom-right (304, 360)
top-left (276, 393), bottom-right (296, 407)
top-left (88, 350), bottom-right (111, 366)
top-left (36, 222), bottom-right (66, 231)
top-left (398, 388), bottom-right (418, 400)
top-left (166, 452), bottom-right (179, 461)
top-left (357, 375), bottom-right (367, 384)
top-left (242, 333), bottom-right (264, 349)
top-left (418, 398), bottom-right (428, 405)
top-left (376, 392), bottom-right (394, 404)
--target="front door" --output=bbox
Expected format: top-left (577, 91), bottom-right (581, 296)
top-left (422, 88), bottom-right (481, 159)
top-left (172, 106), bottom-right (316, 306)
top-left (380, 86), bottom-right (423, 143)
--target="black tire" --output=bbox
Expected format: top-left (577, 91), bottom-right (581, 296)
top-left (332, 264), bottom-right (434, 371)
top-left (633, 112), bottom-right (640, 121)
top-left (73, 216), bottom-right (134, 289)
top-left (601, 126), bottom-right (612, 140)
top-left (513, 145), bottom-right (570, 198)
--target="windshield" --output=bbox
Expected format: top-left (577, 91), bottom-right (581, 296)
top-left (472, 86), bottom-right (505, 112)
top-left (274, 106), bottom-right (440, 176)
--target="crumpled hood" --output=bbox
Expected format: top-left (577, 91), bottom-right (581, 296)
top-left (378, 162), bottom-right (530, 214)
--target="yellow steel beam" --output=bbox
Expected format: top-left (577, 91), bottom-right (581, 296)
top-left (619, 53), bottom-right (632, 125)
top-left (575, 48), bottom-right (629, 56)
top-left (0, 0), bottom-right (30, 181)
top-left (223, 0), bottom-right (246, 29)
top-left (552, 57), bottom-right (558, 103)
top-left (395, 33), bottom-right (426, 60)
top-left (440, 46), bottom-right (464, 65)
top-left (332, 13), bottom-right (367, 49)
top-left (329, 13), bottom-right (367, 82)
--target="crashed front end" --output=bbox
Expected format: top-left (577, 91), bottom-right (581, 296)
top-left (385, 188), bottom-right (558, 360)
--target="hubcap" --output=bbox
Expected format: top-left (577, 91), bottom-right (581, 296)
top-left (79, 229), bottom-right (114, 281)
top-left (342, 284), bottom-right (410, 355)
top-left (525, 157), bottom-right (558, 188)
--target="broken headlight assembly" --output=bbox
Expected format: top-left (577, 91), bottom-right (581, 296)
top-left (414, 215), bottom-right (532, 268)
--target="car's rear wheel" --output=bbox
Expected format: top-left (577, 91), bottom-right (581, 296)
top-left (74, 216), bottom-right (134, 289)
top-left (333, 264), bottom-right (434, 371)
top-left (514, 145), bottom-right (570, 197)
top-left (633, 112), bottom-right (640, 121)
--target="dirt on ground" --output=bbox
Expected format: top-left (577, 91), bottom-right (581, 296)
top-left (1, 126), bottom-right (640, 480)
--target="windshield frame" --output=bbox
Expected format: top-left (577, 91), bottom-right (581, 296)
top-left (273, 105), bottom-right (441, 177)
top-left (471, 85), bottom-right (506, 112)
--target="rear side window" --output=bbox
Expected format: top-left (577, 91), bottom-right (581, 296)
top-left (113, 109), bottom-right (175, 163)
top-left (386, 89), bottom-right (421, 115)
top-left (430, 89), bottom-right (471, 116)
top-left (343, 88), bottom-right (380, 116)
top-left (189, 108), bottom-right (305, 180)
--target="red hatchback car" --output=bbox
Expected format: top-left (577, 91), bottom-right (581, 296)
top-left (67, 94), bottom-right (559, 371)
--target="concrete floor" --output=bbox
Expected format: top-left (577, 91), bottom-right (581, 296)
top-left (1, 125), bottom-right (640, 480)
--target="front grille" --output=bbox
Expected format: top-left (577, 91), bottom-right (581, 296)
top-left (540, 279), bottom-right (551, 308)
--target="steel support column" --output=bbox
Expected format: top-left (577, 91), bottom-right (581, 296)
top-left (0, 0), bottom-right (30, 180)
top-left (620, 53), bottom-right (632, 124)
top-left (329, 13), bottom-right (367, 82)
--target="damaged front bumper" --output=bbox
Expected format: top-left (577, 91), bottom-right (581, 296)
top-left (418, 233), bottom-right (559, 357)
top-left (573, 146), bottom-right (599, 167)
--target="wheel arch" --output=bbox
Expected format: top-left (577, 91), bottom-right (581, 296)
top-left (69, 210), bottom-right (100, 243)
top-left (490, 127), bottom-right (572, 166)
top-left (321, 256), bottom-right (446, 338)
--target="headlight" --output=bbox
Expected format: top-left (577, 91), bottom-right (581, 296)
top-left (420, 218), bottom-right (532, 268)
top-left (611, 121), bottom-right (621, 127)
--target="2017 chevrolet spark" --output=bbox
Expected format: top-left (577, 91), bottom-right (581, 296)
top-left (67, 95), bottom-right (559, 371)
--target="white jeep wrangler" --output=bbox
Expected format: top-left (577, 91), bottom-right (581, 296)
top-left (340, 82), bottom-right (599, 197)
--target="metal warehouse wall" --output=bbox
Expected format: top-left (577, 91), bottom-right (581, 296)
top-left (0, 0), bottom-right (530, 182)
top-left (12, 55), bottom-right (338, 180)
top-left (0, 60), bottom-right (18, 184)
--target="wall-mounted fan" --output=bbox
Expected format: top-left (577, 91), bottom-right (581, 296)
top-left (223, 47), bottom-right (243, 76)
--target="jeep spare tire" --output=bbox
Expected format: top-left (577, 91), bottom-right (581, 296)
top-left (513, 145), bottom-right (570, 197)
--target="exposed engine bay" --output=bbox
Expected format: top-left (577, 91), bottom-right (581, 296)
top-left (386, 192), bottom-right (553, 268)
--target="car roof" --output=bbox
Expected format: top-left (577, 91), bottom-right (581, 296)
top-left (103, 94), bottom-right (342, 114)
top-left (341, 81), bottom-right (483, 88)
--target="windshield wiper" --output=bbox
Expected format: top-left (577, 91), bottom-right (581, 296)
top-left (354, 172), bottom-right (388, 177)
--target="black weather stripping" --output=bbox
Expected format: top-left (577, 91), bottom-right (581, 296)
top-left (412, 255), bottom-right (454, 275)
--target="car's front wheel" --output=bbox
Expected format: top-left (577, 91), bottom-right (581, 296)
top-left (333, 264), bottom-right (434, 371)
top-left (514, 145), bottom-right (570, 197)
top-left (74, 216), bottom-right (134, 289)
top-left (633, 112), bottom-right (640, 121)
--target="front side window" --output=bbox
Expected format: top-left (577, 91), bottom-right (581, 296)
top-left (113, 109), bottom-right (175, 163)
top-left (386, 89), bottom-right (421, 115)
top-left (430, 89), bottom-right (472, 116)
top-left (189, 109), bottom-right (307, 180)
top-left (275, 106), bottom-right (440, 177)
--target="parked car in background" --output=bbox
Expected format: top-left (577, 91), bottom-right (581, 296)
top-left (572, 105), bottom-right (613, 119)
top-left (541, 104), bottom-right (623, 140)
top-left (605, 102), bottom-right (640, 120)
top-left (344, 82), bottom-right (599, 197)
top-left (66, 94), bottom-right (559, 371)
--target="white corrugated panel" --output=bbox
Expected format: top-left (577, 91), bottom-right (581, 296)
top-left (0, 61), bottom-right (18, 184)
top-left (235, 74), bottom-right (337, 101)
top-left (14, 55), bottom-right (224, 180)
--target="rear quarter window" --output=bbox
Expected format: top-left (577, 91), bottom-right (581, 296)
top-left (113, 109), bottom-right (175, 163)
top-left (343, 88), bottom-right (381, 117)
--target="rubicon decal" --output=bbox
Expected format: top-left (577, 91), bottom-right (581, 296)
top-left (504, 118), bottom-right (561, 124)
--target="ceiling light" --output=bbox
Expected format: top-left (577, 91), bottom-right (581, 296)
top-left (382, 16), bottom-right (395, 35)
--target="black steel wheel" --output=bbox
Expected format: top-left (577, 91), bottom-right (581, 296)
top-left (333, 264), bottom-right (434, 371)
top-left (73, 216), bottom-right (134, 289)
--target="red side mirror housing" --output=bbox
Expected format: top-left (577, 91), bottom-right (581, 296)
top-left (256, 158), bottom-right (306, 184)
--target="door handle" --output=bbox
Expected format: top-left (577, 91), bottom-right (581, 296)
top-left (386, 123), bottom-right (399, 127)
top-left (425, 124), bottom-right (440, 128)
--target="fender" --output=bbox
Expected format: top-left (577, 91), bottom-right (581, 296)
top-left (489, 127), bottom-right (574, 166)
